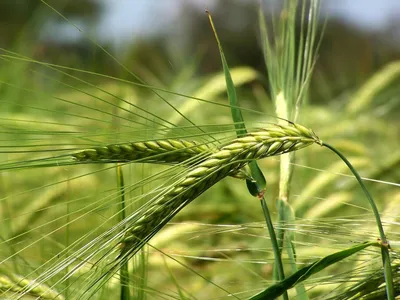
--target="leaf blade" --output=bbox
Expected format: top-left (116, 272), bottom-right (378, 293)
top-left (249, 242), bottom-right (379, 300)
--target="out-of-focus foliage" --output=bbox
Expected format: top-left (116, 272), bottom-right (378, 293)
top-left (0, 1), bottom-right (400, 299)
top-left (0, 0), bottom-right (100, 46)
top-left (3, 0), bottom-right (400, 104)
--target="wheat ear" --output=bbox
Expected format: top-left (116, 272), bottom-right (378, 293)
top-left (118, 123), bottom-right (321, 259)
top-left (72, 139), bottom-right (213, 165)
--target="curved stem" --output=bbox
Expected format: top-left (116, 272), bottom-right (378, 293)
top-left (323, 143), bottom-right (385, 240)
top-left (322, 142), bottom-right (394, 300)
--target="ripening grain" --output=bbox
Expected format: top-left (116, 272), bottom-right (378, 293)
top-left (118, 123), bottom-right (321, 261)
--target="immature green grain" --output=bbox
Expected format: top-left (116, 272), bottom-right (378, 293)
top-left (0, 273), bottom-right (64, 300)
top-left (118, 123), bottom-right (321, 260)
top-left (72, 139), bottom-right (213, 165)
top-left (72, 138), bottom-right (252, 179)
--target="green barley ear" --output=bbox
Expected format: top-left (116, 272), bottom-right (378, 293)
top-left (71, 138), bottom-right (250, 180)
top-left (72, 139), bottom-right (213, 165)
top-left (0, 272), bottom-right (64, 300)
top-left (115, 123), bottom-right (320, 266)
top-left (65, 123), bottom-right (321, 298)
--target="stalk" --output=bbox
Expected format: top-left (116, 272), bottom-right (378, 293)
top-left (116, 164), bottom-right (130, 300)
top-left (259, 194), bottom-right (288, 300)
top-left (322, 142), bottom-right (394, 300)
top-left (247, 174), bottom-right (288, 300)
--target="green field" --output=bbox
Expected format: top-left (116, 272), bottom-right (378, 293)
top-left (0, 1), bottom-right (399, 299)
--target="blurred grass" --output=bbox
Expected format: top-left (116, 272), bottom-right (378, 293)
top-left (0, 1), bottom-right (399, 299)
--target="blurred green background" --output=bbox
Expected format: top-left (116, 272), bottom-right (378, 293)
top-left (1, 1), bottom-right (400, 299)
top-left (2, 0), bottom-right (400, 102)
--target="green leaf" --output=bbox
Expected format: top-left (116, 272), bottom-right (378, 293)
top-left (206, 10), bottom-right (246, 138)
top-left (249, 242), bottom-right (379, 300)
top-left (206, 10), bottom-right (267, 191)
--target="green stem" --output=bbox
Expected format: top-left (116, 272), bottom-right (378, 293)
top-left (259, 195), bottom-right (289, 300)
top-left (65, 181), bottom-right (71, 300)
top-left (116, 164), bottom-right (130, 300)
top-left (322, 142), bottom-right (394, 300)
top-left (273, 200), bottom-right (285, 280)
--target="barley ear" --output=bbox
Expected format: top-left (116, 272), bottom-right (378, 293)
top-left (72, 139), bottom-right (214, 165)
top-left (71, 138), bottom-right (251, 179)
top-left (118, 123), bottom-right (320, 261)
top-left (0, 273), bottom-right (64, 300)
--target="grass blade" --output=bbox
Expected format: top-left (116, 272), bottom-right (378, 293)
top-left (249, 242), bottom-right (379, 300)
top-left (205, 10), bottom-right (246, 138)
